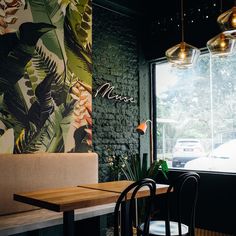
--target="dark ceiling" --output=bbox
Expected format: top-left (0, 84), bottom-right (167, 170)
top-left (93, 0), bottom-right (235, 18)
top-left (93, 0), bottom-right (236, 59)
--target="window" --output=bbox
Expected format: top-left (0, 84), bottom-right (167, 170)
top-left (153, 51), bottom-right (236, 173)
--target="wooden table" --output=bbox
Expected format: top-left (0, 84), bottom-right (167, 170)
top-left (14, 180), bottom-right (169, 236)
top-left (78, 180), bottom-right (169, 195)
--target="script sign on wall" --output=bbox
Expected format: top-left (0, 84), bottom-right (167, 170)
top-left (94, 82), bottom-right (135, 103)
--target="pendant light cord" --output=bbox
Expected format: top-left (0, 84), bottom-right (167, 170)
top-left (181, 0), bottom-right (184, 43)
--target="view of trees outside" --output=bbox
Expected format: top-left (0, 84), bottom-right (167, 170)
top-left (155, 52), bottom-right (236, 170)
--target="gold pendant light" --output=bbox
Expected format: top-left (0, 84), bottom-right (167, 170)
top-left (207, 0), bottom-right (236, 56)
top-left (165, 0), bottom-right (200, 68)
top-left (207, 31), bottom-right (236, 56)
top-left (217, 6), bottom-right (236, 31)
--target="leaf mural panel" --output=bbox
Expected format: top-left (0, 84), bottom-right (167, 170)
top-left (63, 0), bottom-right (92, 153)
top-left (64, 0), bottom-right (92, 85)
top-left (28, 0), bottom-right (66, 62)
top-left (0, 0), bottom-right (92, 154)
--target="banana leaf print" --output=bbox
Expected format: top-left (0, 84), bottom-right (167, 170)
top-left (28, 0), bottom-right (67, 65)
top-left (0, 22), bottom-right (56, 95)
top-left (61, 0), bottom-right (92, 152)
top-left (64, 0), bottom-right (92, 85)
top-left (0, 0), bottom-right (92, 154)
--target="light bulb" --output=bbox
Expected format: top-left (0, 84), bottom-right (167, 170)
top-left (219, 34), bottom-right (227, 50)
top-left (220, 40), bottom-right (226, 48)
top-left (178, 42), bottom-right (187, 60)
top-left (179, 48), bottom-right (187, 60)
top-left (231, 13), bottom-right (236, 28)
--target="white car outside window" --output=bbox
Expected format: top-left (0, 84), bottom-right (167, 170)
top-left (172, 139), bottom-right (205, 167)
top-left (185, 139), bottom-right (236, 172)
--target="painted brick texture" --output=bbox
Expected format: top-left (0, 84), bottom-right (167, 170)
top-left (92, 6), bottom-right (140, 181)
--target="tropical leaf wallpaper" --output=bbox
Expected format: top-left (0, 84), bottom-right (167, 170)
top-left (0, 0), bottom-right (92, 153)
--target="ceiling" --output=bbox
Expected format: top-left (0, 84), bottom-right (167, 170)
top-left (93, 0), bottom-right (236, 59)
top-left (93, 0), bottom-right (235, 18)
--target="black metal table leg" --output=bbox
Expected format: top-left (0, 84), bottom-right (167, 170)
top-left (63, 210), bottom-right (75, 236)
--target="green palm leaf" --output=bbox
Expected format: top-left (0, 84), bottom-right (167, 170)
top-left (28, 0), bottom-right (67, 71)
top-left (14, 122), bottom-right (44, 153)
top-left (120, 154), bottom-right (169, 181)
top-left (31, 46), bottom-right (69, 106)
top-left (14, 108), bottom-right (64, 153)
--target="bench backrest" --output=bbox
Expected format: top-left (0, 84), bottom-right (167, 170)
top-left (0, 153), bottom-right (98, 215)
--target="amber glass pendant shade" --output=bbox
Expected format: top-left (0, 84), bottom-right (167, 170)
top-left (217, 6), bottom-right (236, 31)
top-left (207, 32), bottom-right (236, 56)
top-left (165, 42), bottom-right (200, 68)
top-left (165, 0), bottom-right (200, 68)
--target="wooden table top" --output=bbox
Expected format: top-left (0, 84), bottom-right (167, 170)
top-left (78, 180), bottom-right (169, 195)
top-left (14, 181), bottom-right (169, 213)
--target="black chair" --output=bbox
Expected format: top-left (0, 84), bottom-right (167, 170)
top-left (114, 178), bottom-right (157, 236)
top-left (139, 172), bottom-right (200, 236)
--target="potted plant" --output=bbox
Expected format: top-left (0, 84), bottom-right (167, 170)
top-left (119, 153), bottom-right (169, 181)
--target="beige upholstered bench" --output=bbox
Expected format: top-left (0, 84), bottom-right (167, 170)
top-left (0, 204), bottom-right (115, 235)
top-left (0, 153), bottom-right (114, 235)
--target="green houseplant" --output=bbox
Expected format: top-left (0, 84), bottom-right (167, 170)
top-left (119, 153), bottom-right (169, 181)
top-left (103, 149), bottom-right (168, 182)
top-left (103, 150), bottom-right (169, 230)
top-left (118, 153), bottom-right (169, 224)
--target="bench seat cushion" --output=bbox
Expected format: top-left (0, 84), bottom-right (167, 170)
top-left (0, 203), bottom-right (114, 235)
top-left (0, 153), bottom-right (98, 215)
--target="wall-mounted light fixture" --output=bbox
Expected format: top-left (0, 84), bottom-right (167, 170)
top-left (136, 119), bottom-right (153, 165)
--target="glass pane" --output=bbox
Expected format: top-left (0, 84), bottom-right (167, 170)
top-left (155, 52), bottom-right (236, 172)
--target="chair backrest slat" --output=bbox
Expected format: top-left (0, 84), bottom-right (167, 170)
top-left (114, 178), bottom-right (157, 236)
top-left (165, 172), bottom-right (200, 236)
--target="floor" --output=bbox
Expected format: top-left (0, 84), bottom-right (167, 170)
top-left (105, 227), bottom-right (234, 236)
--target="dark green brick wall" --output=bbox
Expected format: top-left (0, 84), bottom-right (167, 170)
top-left (92, 5), bottom-right (140, 181)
